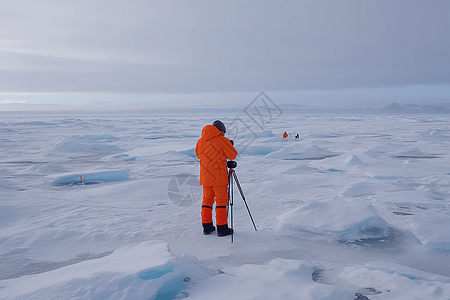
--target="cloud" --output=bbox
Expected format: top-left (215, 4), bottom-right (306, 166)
top-left (0, 99), bottom-right (28, 104)
top-left (0, 1), bottom-right (449, 94)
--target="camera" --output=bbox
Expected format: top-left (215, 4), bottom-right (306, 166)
top-left (227, 160), bottom-right (237, 169)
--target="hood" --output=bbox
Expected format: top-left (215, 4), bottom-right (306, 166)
top-left (201, 125), bottom-right (223, 141)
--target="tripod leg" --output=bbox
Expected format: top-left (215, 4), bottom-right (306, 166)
top-left (232, 171), bottom-right (257, 231)
top-left (228, 169), bottom-right (234, 243)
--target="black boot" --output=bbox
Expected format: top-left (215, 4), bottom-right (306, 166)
top-left (217, 224), bottom-right (234, 237)
top-left (202, 223), bottom-right (215, 235)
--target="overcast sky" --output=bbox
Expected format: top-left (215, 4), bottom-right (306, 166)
top-left (0, 0), bottom-right (449, 109)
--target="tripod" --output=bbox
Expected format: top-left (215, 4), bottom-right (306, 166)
top-left (228, 162), bottom-right (257, 243)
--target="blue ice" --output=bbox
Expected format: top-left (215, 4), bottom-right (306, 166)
top-left (182, 148), bottom-right (196, 158)
top-left (328, 168), bottom-right (345, 172)
top-left (137, 264), bottom-right (188, 300)
top-left (137, 264), bottom-right (174, 280)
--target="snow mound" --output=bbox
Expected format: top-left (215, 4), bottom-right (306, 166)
top-left (266, 144), bottom-right (338, 160)
top-left (411, 214), bottom-right (450, 251)
top-left (343, 154), bottom-right (365, 166)
top-left (339, 260), bottom-right (450, 299)
top-left (21, 163), bottom-right (68, 176)
top-left (319, 154), bottom-right (371, 174)
top-left (258, 130), bottom-right (277, 137)
top-left (0, 242), bottom-right (210, 300)
top-left (419, 129), bottom-right (449, 142)
top-left (391, 147), bottom-right (437, 158)
top-left (278, 201), bottom-right (391, 241)
top-left (186, 258), bottom-right (352, 299)
top-left (49, 169), bottom-right (130, 185)
top-left (343, 182), bottom-right (380, 197)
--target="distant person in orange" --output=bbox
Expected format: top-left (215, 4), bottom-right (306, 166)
top-left (283, 132), bottom-right (288, 139)
top-left (195, 120), bottom-right (238, 237)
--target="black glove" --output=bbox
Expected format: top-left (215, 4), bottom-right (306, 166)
top-left (227, 160), bottom-right (237, 169)
top-left (230, 139), bottom-right (234, 145)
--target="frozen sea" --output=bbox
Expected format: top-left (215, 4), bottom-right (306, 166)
top-left (1, 111), bottom-right (450, 300)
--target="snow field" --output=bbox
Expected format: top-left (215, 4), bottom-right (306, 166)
top-left (1, 113), bottom-right (450, 299)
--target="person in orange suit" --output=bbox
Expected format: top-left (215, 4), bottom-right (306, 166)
top-left (283, 132), bottom-right (288, 139)
top-left (195, 120), bottom-right (238, 237)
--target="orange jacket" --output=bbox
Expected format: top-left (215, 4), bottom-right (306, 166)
top-left (283, 132), bottom-right (288, 139)
top-left (195, 125), bottom-right (238, 186)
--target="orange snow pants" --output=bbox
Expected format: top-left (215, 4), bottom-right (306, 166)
top-left (201, 185), bottom-right (229, 226)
